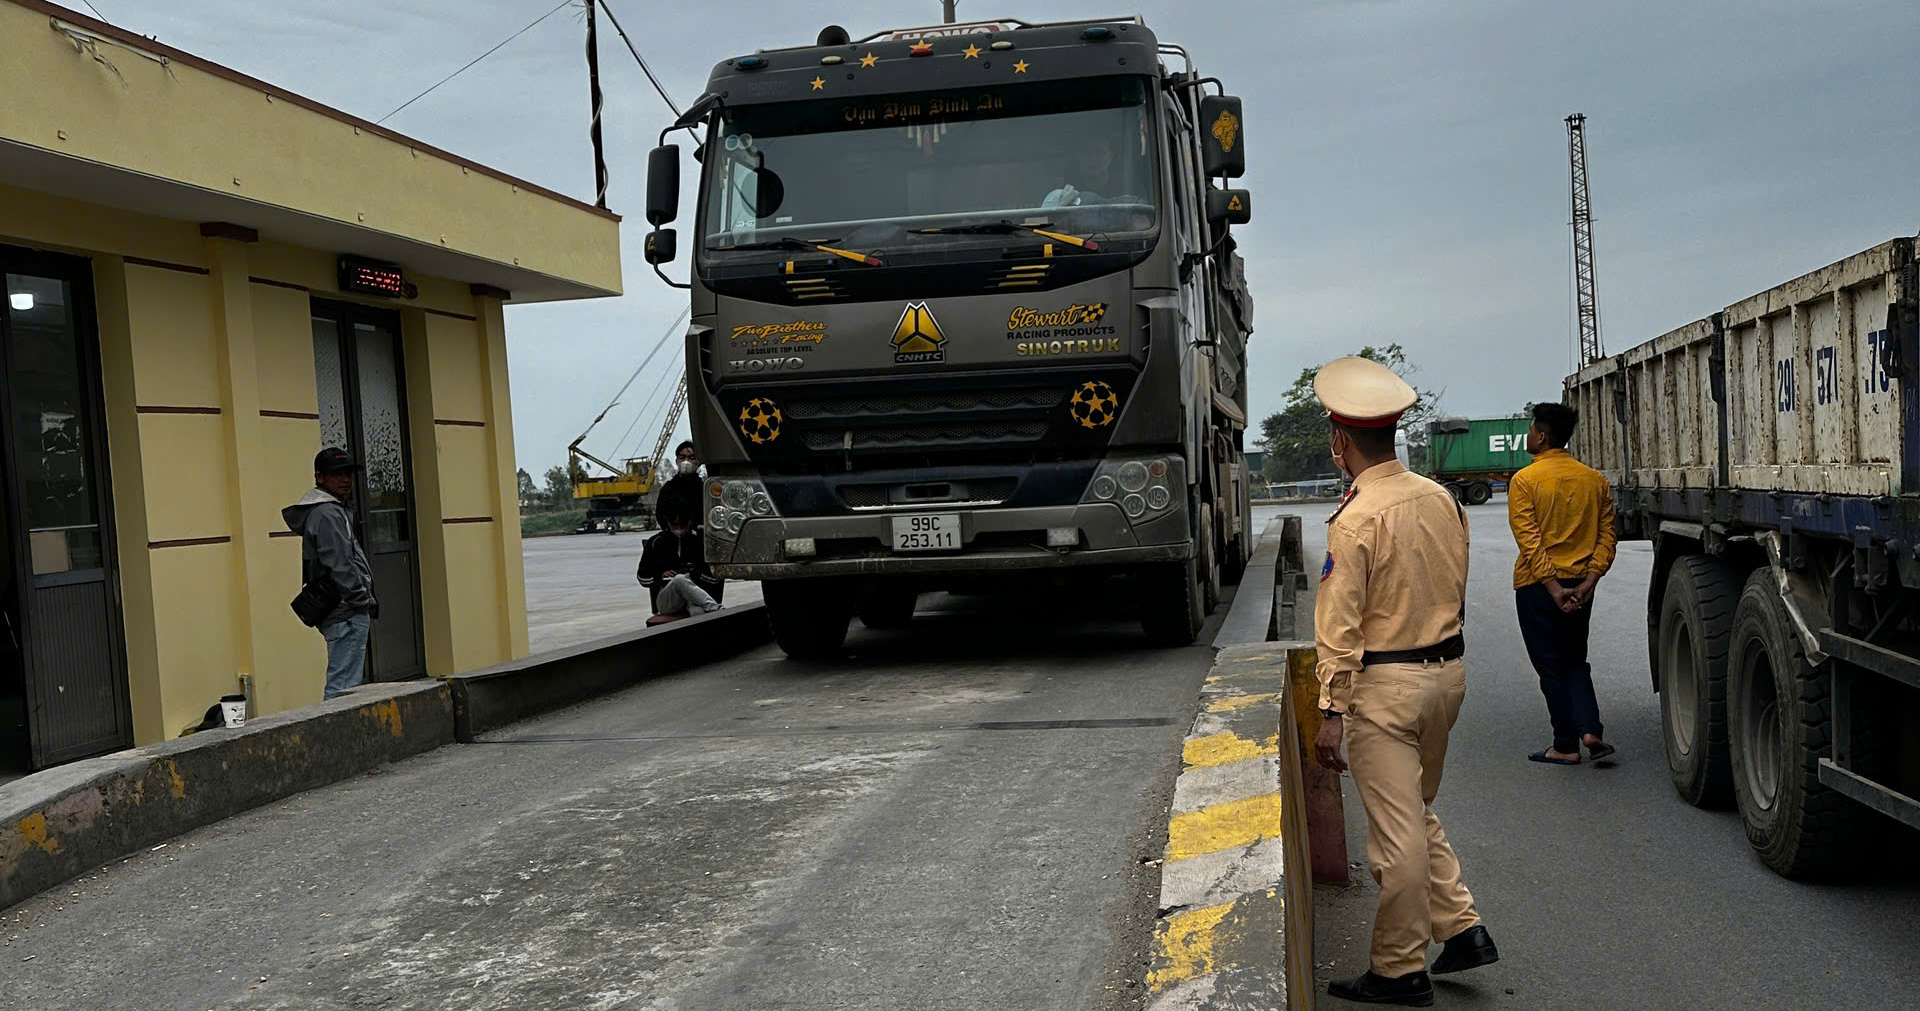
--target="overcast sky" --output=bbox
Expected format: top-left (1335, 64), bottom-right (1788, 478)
top-left (105, 0), bottom-right (1920, 473)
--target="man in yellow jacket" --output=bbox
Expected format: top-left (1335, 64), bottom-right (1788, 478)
top-left (1508, 402), bottom-right (1618, 765)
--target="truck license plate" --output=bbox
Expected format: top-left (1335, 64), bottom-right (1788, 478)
top-left (892, 513), bottom-right (960, 552)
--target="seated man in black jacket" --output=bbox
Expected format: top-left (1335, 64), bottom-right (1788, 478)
top-left (636, 496), bottom-right (722, 625)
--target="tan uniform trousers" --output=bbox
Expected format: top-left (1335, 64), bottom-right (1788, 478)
top-left (1346, 658), bottom-right (1481, 977)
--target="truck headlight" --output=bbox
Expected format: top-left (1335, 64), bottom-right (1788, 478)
top-left (707, 477), bottom-right (776, 541)
top-left (1082, 456), bottom-right (1183, 526)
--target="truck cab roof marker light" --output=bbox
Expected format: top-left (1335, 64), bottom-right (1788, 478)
top-left (991, 41), bottom-right (1015, 51)
top-left (736, 56), bottom-right (768, 70)
top-left (1082, 27), bottom-right (1116, 40)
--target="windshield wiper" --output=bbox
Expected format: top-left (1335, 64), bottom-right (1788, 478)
top-left (910, 220), bottom-right (1101, 251)
top-left (713, 236), bottom-right (882, 266)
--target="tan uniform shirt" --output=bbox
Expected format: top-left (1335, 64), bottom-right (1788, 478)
top-left (1315, 461), bottom-right (1470, 712)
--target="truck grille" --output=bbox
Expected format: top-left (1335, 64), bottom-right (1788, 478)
top-left (785, 387), bottom-right (1064, 419)
top-left (802, 421), bottom-right (1048, 452)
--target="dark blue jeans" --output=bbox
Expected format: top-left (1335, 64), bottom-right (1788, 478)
top-left (1515, 580), bottom-right (1603, 753)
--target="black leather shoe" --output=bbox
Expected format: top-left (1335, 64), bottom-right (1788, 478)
top-left (1328, 970), bottom-right (1434, 1006)
top-left (1431, 924), bottom-right (1499, 975)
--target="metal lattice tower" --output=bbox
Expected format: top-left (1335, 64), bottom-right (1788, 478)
top-left (1566, 114), bottom-right (1603, 364)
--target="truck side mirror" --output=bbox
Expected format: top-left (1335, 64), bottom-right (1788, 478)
top-left (1199, 96), bottom-right (1245, 179)
top-left (1206, 188), bottom-right (1252, 226)
top-left (644, 228), bottom-right (677, 266)
top-left (646, 145), bottom-right (680, 226)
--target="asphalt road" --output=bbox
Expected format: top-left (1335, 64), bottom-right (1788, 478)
top-left (1300, 498), bottom-right (1920, 1011)
top-left (3, 575), bottom-right (1223, 1011)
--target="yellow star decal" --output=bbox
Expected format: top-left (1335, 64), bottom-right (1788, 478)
top-left (859, 52), bottom-right (877, 68)
top-left (810, 76), bottom-right (825, 91)
top-left (1012, 59), bottom-right (1029, 73)
top-left (963, 44), bottom-right (981, 59)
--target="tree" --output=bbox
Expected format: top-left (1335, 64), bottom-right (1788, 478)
top-left (516, 468), bottom-right (536, 509)
top-left (1256, 344), bottom-right (1443, 483)
top-left (542, 465), bottom-right (573, 508)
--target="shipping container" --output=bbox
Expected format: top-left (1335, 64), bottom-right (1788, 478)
top-left (1424, 416), bottom-right (1531, 504)
top-left (1565, 235), bottom-right (1920, 881)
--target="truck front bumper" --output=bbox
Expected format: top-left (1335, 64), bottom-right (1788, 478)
top-left (709, 502), bottom-right (1190, 581)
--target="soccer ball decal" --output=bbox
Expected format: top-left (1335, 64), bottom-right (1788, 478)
top-left (1069, 381), bottom-right (1120, 429)
top-left (738, 397), bottom-right (783, 444)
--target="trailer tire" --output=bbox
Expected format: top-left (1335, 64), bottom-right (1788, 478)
top-left (763, 579), bottom-right (852, 660)
top-left (1658, 555), bottom-right (1738, 809)
top-left (858, 589), bottom-right (918, 629)
top-left (1443, 483), bottom-right (1465, 502)
top-left (1727, 569), bottom-right (1869, 878)
top-left (1464, 481), bottom-right (1492, 506)
top-left (1140, 555), bottom-right (1205, 646)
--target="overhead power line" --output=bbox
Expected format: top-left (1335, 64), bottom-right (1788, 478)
top-left (592, 0), bottom-right (682, 117)
top-left (377, 0), bottom-right (574, 125)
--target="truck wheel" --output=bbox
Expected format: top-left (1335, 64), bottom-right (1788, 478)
top-left (858, 589), bottom-right (918, 629)
top-left (1199, 512), bottom-right (1221, 615)
top-left (1444, 483), bottom-right (1465, 502)
top-left (1141, 554), bottom-right (1205, 646)
top-left (763, 579), bottom-right (852, 659)
top-left (1727, 569), bottom-right (1868, 877)
top-left (1464, 481), bottom-right (1492, 505)
top-left (1658, 556), bottom-right (1738, 808)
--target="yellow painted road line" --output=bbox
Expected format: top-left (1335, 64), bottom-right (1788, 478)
top-left (1146, 899), bottom-right (1233, 990)
top-left (1203, 691), bottom-right (1283, 713)
top-left (1165, 792), bottom-right (1283, 863)
top-left (1181, 731), bottom-right (1279, 770)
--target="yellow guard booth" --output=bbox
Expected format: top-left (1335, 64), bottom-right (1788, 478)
top-left (0, 1), bottom-right (622, 770)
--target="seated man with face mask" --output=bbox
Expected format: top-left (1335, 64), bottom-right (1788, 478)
top-left (637, 492), bottom-right (723, 625)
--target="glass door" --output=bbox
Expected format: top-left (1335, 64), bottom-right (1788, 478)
top-left (311, 300), bottom-right (424, 681)
top-left (0, 246), bottom-right (131, 769)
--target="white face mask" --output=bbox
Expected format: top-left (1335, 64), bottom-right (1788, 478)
top-left (677, 460), bottom-right (696, 476)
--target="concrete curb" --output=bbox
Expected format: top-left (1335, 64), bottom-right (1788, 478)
top-left (0, 680), bottom-right (453, 911)
top-left (448, 602), bottom-right (773, 741)
top-left (1146, 517), bottom-right (1317, 1010)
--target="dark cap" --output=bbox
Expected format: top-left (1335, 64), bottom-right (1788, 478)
top-left (314, 447), bottom-right (361, 474)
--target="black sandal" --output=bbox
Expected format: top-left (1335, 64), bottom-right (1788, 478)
top-left (1528, 749), bottom-right (1580, 766)
top-left (1586, 740), bottom-right (1617, 763)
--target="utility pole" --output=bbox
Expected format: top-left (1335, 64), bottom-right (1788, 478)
top-left (1566, 113), bottom-right (1602, 365)
top-left (942, 1), bottom-right (958, 24)
top-left (585, 0), bottom-right (609, 208)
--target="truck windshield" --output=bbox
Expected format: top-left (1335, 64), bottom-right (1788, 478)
top-left (699, 76), bottom-right (1157, 261)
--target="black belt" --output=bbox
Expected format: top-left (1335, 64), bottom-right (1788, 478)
top-left (1362, 633), bottom-right (1465, 667)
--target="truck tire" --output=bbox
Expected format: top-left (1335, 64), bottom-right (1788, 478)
top-left (1658, 555), bottom-right (1738, 808)
top-left (1465, 481), bottom-right (1492, 506)
top-left (1727, 569), bottom-right (1869, 877)
top-left (858, 589), bottom-right (918, 629)
top-left (763, 579), bottom-right (852, 659)
top-left (1141, 554), bottom-right (1205, 646)
top-left (1199, 512), bottom-right (1221, 615)
top-left (1444, 483), bottom-right (1465, 502)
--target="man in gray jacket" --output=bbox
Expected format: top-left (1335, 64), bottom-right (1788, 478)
top-left (283, 447), bottom-right (377, 698)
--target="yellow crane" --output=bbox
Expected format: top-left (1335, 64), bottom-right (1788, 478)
top-left (565, 310), bottom-right (689, 533)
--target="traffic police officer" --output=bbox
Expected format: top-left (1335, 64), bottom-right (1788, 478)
top-left (1312, 356), bottom-right (1499, 1006)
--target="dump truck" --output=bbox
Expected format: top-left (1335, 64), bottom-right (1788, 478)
top-left (639, 16), bottom-right (1256, 656)
top-left (1425, 416), bottom-right (1532, 504)
top-left (1566, 235), bottom-right (1920, 878)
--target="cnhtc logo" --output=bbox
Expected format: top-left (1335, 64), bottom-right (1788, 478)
top-left (890, 302), bottom-right (947, 365)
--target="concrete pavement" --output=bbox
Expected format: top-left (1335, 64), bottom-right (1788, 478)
top-left (522, 531), bottom-right (764, 653)
top-left (1301, 498), bottom-right (1920, 1010)
top-left (2, 582), bottom-right (1223, 1011)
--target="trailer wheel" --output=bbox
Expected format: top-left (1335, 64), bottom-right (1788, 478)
top-left (858, 588), bottom-right (918, 629)
top-left (1464, 481), bottom-right (1492, 506)
top-left (763, 579), bottom-right (852, 659)
top-left (1658, 556), bottom-right (1738, 808)
top-left (1443, 483), bottom-right (1465, 502)
top-left (1727, 569), bottom-right (1869, 877)
top-left (1140, 554), bottom-right (1205, 646)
